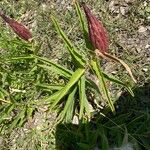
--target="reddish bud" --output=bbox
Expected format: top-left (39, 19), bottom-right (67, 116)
top-left (0, 12), bottom-right (32, 41)
top-left (82, 3), bottom-right (109, 53)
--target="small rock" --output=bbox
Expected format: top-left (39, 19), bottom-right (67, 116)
top-left (109, 1), bottom-right (115, 11)
top-left (142, 68), bottom-right (148, 72)
top-left (145, 44), bottom-right (150, 49)
top-left (120, 7), bottom-right (126, 15)
top-left (66, 5), bottom-right (73, 11)
top-left (72, 115), bottom-right (79, 125)
top-left (109, 1), bottom-right (119, 14)
top-left (138, 26), bottom-right (147, 33)
top-left (125, 0), bottom-right (134, 4)
top-left (147, 26), bottom-right (150, 30)
top-left (112, 71), bottom-right (117, 75)
top-left (136, 47), bottom-right (141, 53)
top-left (89, 103), bottom-right (94, 113)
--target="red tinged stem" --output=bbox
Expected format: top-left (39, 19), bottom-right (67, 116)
top-left (82, 3), bottom-right (109, 53)
top-left (0, 11), bottom-right (32, 41)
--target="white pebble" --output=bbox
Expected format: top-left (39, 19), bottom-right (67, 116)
top-left (138, 26), bottom-right (147, 33)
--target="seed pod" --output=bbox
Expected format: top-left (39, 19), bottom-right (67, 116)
top-left (82, 3), bottom-right (109, 53)
top-left (0, 12), bottom-right (32, 41)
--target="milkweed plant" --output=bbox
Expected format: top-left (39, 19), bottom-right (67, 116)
top-left (0, 1), bottom-right (136, 127)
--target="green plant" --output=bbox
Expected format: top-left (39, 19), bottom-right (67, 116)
top-left (0, 1), bottom-right (136, 129)
top-left (1, 1), bottom-right (149, 149)
top-left (35, 1), bottom-right (135, 122)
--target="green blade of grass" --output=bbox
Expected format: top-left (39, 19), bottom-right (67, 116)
top-left (6, 56), bottom-right (34, 61)
top-left (38, 64), bottom-right (71, 79)
top-left (74, 1), bottom-right (93, 49)
top-left (51, 16), bottom-right (86, 67)
top-left (0, 87), bottom-right (10, 98)
top-left (45, 90), bottom-right (62, 103)
top-left (8, 108), bottom-right (26, 132)
top-left (79, 75), bottom-right (90, 119)
top-left (98, 125), bottom-right (109, 150)
top-left (35, 55), bottom-right (72, 78)
top-left (58, 86), bottom-right (77, 122)
top-left (36, 83), bottom-right (64, 91)
top-left (91, 59), bottom-right (115, 114)
top-left (51, 68), bottom-right (85, 109)
top-left (74, 1), bottom-right (87, 37)
top-left (0, 104), bottom-right (15, 124)
top-left (103, 73), bottom-right (134, 96)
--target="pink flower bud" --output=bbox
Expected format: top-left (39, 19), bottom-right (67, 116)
top-left (0, 12), bottom-right (32, 41)
top-left (82, 3), bottom-right (109, 53)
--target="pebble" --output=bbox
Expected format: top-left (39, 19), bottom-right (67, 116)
top-left (72, 115), bottom-right (79, 125)
top-left (142, 68), bottom-right (148, 72)
top-left (136, 47), bottom-right (141, 53)
top-left (145, 44), bottom-right (150, 49)
top-left (138, 26), bottom-right (147, 33)
top-left (125, 0), bottom-right (134, 3)
top-left (120, 6), bottom-right (126, 15)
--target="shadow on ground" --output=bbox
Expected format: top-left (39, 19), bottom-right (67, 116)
top-left (55, 84), bottom-right (150, 150)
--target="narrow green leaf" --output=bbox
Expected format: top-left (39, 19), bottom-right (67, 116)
top-left (99, 126), bottom-right (109, 150)
top-left (36, 83), bottom-right (64, 91)
top-left (51, 68), bottom-right (85, 108)
top-left (51, 16), bottom-right (86, 67)
top-left (79, 75), bottom-right (90, 119)
top-left (6, 56), bottom-right (34, 61)
top-left (58, 86), bottom-right (77, 122)
top-left (26, 107), bottom-right (34, 119)
top-left (35, 55), bottom-right (72, 78)
top-left (8, 108), bottom-right (26, 131)
top-left (74, 1), bottom-right (87, 37)
top-left (38, 64), bottom-right (71, 79)
top-left (0, 87), bottom-right (10, 97)
top-left (122, 127), bottom-right (128, 145)
top-left (0, 104), bottom-right (15, 124)
top-left (91, 60), bottom-right (115, 114)
top-left (45, 90), bottom-right (62, 103)
top-left (74, 1), bottom-right (92, 49)
top-left (103, 73), bottom-right (134, 96)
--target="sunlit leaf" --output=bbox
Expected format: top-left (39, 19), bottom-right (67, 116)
top-left (91, 59), bottom-right (115, 114)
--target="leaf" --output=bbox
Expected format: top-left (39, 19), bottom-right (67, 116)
top-left (74, 1), bottom-right (87, 37)
top-left (103, 73), bottom-right (134, 96)
top-left (91, 59), bottom-right (115, 114)
top-left (8, 108), bottom-right (26, 131)
top-left (36, 83), bottom-right (64, 91)
top-left (79, 75), bottom-right (90, 119)
top-left (0, 104), bottom-right (15, 124)
top-left (38, 64), bottom-right (70, 79)
top-left (122, 127), bottom-right (128, 145)
top-left (98, 125), bottom-right (109, 150)
top-left (0, 87), bottom-right (10, 98)
top-left (6, 56), bottom-right (34, 61)
top-left (96, 50), bottom-right (137, 83)
top-left (74, 1), bottom-right (93, 49)
top-left (35, 55), bottom-right (72, 78)
top-left (51, 68), bottom-right (85, 108)
top-left (51, 16), bottom-right (86, 67)
top-left (45, 90), bottom-right (62, 103)
top-left (58, 86), bottom-right (77, 122)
